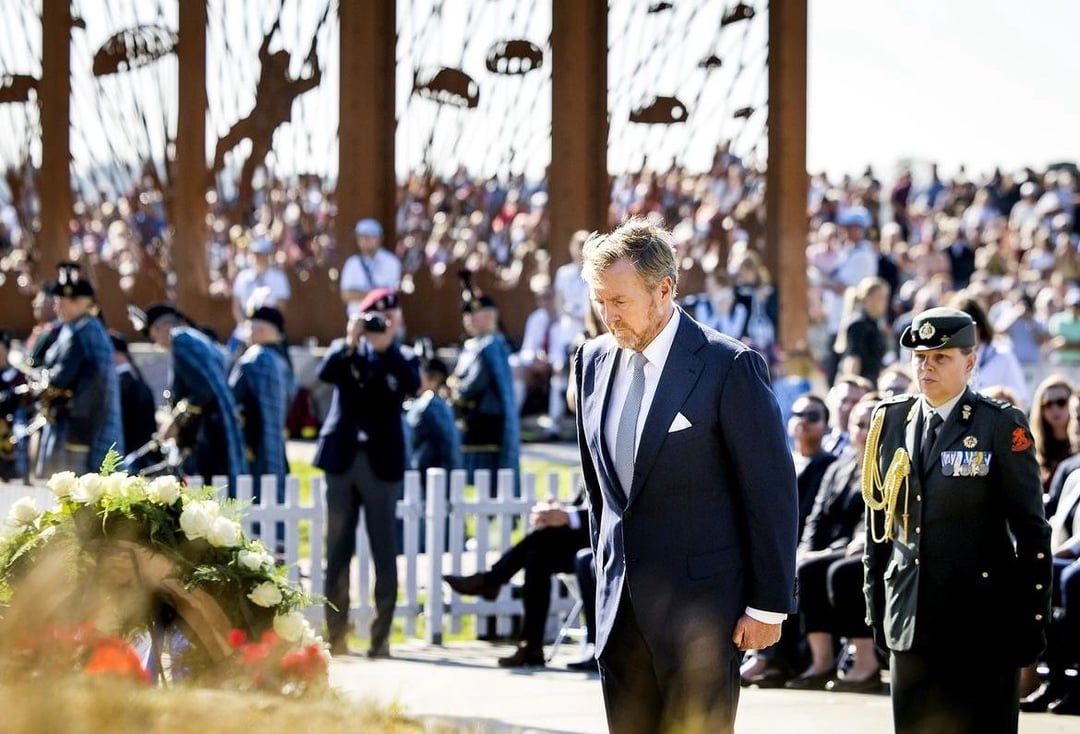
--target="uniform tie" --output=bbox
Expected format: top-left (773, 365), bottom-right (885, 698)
top-left (615, 352), bottom-right (647, 495)
top-left (921, 411), bottom-right (944, 471)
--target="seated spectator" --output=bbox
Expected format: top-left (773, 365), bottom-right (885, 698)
top-left (833, 276), bottom-right (890, 385)
top-left (875, 364), bottom-right (913, 398)
top-left (406, 357), bottom-right (463, 476)
top-left (229, 235), bottom-right (291, 356)
top-left (1021, 467), bottom-right (1080, 715)
top-left (443, 493), bottom-right (589, 668)
top-left (784, 395), bottom-right (881, 693)
top-left (822, 375), bottom-right (873, 456)
top-left (1030, 375), bottom-right (1077, 494)
top-left (510, 285), bottom-right (573, 438)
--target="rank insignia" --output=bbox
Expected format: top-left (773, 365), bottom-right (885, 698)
top-left (918, 322), bottom-right (936, 340)
top-left (963, 436), bottom-right (977, 448)
top-left (961, 404), bottom-right (972, 421)
top-left (1010, 428), bottom-right (1032, 452)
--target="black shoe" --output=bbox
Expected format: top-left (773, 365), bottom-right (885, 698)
top-left (1049, 688), bottom-right (1080, 716)
top-left (825, 672), bottom-right (882, 694)
top-left (443, 573), bottom-right (501, 601)
top-left (748, 670), bottom-right (794, 689)
top-left (567, 656), bottom-right (599, 673)
top-left (1021, 679), bottom-right (1069, 713)
top-left (784, 670), bottom-right (834, 690)
top-left (498, 646), bottom-right (546, 668)
top-left (366, 643), bottom-right (391, 659)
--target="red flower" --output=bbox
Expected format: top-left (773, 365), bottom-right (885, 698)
top-left (228, 629), bottom-right (247, 648)
top-left (84, 638), bottom-right (151, 684)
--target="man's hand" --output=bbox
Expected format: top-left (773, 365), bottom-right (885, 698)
top-left (732, 615), bottom-right (782, 651)
top-left (530, 500), bottom-right (569, 530)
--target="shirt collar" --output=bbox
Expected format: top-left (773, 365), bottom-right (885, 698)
top-left (623, 307), bottom-right (680, 372)
top-left (923, 389), bottom-right (965, 424)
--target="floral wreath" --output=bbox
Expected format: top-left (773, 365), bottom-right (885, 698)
top-left (0, 451), bottom-right (327, 694)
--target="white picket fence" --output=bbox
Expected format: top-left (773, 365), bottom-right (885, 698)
top-left (0, 468), bottom-right (583, 646)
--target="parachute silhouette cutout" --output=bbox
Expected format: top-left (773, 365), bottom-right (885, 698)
top-left (92, 24), bottom-right (177, 76)
top-left (0, 74), bottom-right (38, 103)
top-left (630, 95), bottom-right (687, 124)
top-left (413, 66), bottom-right (479, 108)
top-left (485, 39), bottom-right (544, 75)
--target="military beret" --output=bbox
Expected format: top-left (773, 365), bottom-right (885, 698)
top-left (47, 261), bottom-right (95, 299)
top-left (357, 287), bottom-right (400, 313)
top-left (899, 307), bottom-right (977, 351)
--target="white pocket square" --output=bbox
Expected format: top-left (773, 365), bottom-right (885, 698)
top-left (668, 413), bottom-right (692, 433)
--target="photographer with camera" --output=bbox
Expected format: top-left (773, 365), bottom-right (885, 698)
top-left (315, 288), bottom-right (420, 658)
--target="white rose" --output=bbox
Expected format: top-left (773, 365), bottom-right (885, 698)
top-left (273, 611), bottom-right (306, 642)
top-left (119, 474), bottom-right (146, 502)
top-left (145, 476), bottom-right (181, 506)
top-left (237, 549), bottom-right (274, 572)
top-left (206, 516), bottom-right (242, 549)
top-left (247, 581), bottom-right (283, 608)
top-left (71, 474), bottom-right (105, 505)
top-left (179, 500), bottom-right (219, 541)
top-left (7, 497), bottom-right (41, 528)
top-left (47, 471), bottom-right (78, 500)
top-left (99, 473), bottom-right (127, 500)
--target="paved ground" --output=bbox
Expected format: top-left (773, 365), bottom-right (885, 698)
top-left (329, 641), bottom-right (1075, 733)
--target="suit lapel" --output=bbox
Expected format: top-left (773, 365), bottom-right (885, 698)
top-left (585, 340), bottom-right (625, 505)
top-left (628, 313), bottom-right (705, 504)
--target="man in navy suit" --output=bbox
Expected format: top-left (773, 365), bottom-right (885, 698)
top-left (573, 218), bottom-right (799, 734)
top-left (316, 288), bottom-right (420, 658)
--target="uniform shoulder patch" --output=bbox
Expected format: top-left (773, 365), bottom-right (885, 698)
top-left (1011, 426), bottom-right (1033, 452)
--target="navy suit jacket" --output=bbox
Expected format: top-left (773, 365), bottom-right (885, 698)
top-left (313, 338), bottom-right (420, 480)
top-left (574, 309), bottom-right (799, 660)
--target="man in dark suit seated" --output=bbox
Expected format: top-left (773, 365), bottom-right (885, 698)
top-left (444, 493), bottom-right (589, 668)
top-left (316, 289), bottom-right (420, 659)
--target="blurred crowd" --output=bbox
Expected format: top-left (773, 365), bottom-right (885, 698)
top-left (1, 151), bottom-right (1078, 401)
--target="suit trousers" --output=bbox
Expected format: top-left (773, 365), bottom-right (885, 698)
top-left (323, 448), bottom-right (400, 649)
top-left (891, 648), bottom-right (1019, 734)
top-left (599, 593), bottom-right (739, 734)
top-left (486, 524), bottom-right (588, 650)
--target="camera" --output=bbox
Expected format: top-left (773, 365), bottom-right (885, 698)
top-left (361, 311), bottom-right (388, 333)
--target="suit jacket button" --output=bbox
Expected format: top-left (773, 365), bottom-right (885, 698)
top-left (1037, 552), bottom-right (1046, 559)
top-left (1036, 583), bottom-right (1044, 590)
top-left (914, 558), bottom-right (920, 566)
top-left (1035, 613), bottom-right (1044, 621)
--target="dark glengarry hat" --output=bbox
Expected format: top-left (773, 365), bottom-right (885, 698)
top-left (107, 329), bottom-right (129, 354)
top-left (128, 302), bottom-right (189, 336)
top-left (248, 305), bottom-right (285, 333)
top-left (47, 261), bottom-right (95, 299)
top-left (899, 307), bottom-right (977, 351)
top-left (462, 293), bottom-right (498, 314)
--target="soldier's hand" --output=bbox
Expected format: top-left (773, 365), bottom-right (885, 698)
top-left (732, 615), bottom-right (782, 651)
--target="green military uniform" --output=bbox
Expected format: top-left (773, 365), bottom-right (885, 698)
top-left (862, 308), bottom-right (1051, 734)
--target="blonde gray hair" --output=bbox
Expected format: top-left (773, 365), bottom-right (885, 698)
top-left (580, 216), bottom-right (679, 295)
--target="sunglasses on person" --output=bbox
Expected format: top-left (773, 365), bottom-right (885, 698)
top-left (790, 410), bottom-right (824, 423)
top-left (1042, 397), bottom-right (1070, 409)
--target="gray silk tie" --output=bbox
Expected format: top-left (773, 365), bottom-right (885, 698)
top-left (615, 352), bottom-right (647, 495)
top-left (921, 411), bottom-right (944, 471)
